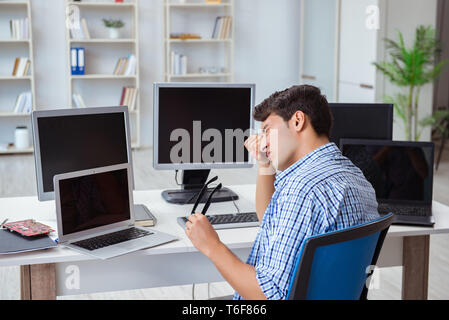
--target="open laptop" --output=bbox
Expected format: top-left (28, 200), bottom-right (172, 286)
top-left (340, 139), bottom-right (435, 227)
top-left (54, 163), bottom-right (177, 259)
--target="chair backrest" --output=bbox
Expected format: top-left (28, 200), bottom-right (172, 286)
top-left (286, 213), bottom-right (394, 300)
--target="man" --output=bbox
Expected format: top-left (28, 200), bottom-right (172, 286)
top-left (185, 85), bottom-right (379, 300)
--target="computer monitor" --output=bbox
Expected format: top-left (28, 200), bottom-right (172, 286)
top-left (329, 103), bottom-right (393, 147)
top-left (153, 82), bottom-right (255, 204)
top-left (32, 106), bottom-right (133, 201)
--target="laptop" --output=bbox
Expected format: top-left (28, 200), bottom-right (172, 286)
top-left (340, 139), bottom-right (435, 227)
top-left (54, 163), bottom-right (177, 259)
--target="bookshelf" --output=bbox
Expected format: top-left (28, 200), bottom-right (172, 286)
top-left (164, 0), bottom-right (235, 82)
top-left (65, 0), bottom-right (141, 149)
top-left (0, 0), bottom-right (36, 154)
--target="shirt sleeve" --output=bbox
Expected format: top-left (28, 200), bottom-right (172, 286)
top-left (255, 190), bottom-right (326, 300)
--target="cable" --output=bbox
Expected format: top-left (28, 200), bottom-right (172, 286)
top-left (175, 170), bottom-right (181, 186)
top-left (192, 283), bottom-right (195, 300)
top-left (232, 198), bottom-right (241, 213)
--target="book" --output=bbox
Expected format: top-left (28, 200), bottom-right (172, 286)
top-left (72, 93), bottom-right (86, 108)
top-left (11, 58), bottom-right (30, 77)
top-left (80, 18), bottom-right (90, 39)
top-left (0, 229), bottom-right (57, 255)
top-left (9, 18), bottom-right (29, 40)
top-left (134, 206), bottom-right (157, 227)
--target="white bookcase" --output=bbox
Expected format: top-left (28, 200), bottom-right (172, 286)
top-left (164, 0), bottom-right (235, 82)
top-left (0, 0), bottom-right (36, 154)
top-left (65, 0), bottom-right (141, 148)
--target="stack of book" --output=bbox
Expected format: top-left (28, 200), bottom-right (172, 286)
top-left (69, 18), bottom-right (90, 39)
top-left (13, 92), bottom-right (32, 114)
top-left (11, 58), bottom-right (30, 77)
top-left (120, 86), bottom-right (138, 111)
top-left (212, 16), bottom-right (232, 39)
top-left (170, 51), bottom-right (187, 75)
top-left (10, 18), bottom-right (29, 40)
top-left (170, 33), bottom-right (202, 40)
top-left (72, 93), bottom-right (87, 108)
top-left (113, 54), bottom-right (137, 76)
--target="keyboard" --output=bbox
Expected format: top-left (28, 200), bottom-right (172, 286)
top-left (378, 203), bottom-right (431, 217)
top-left (178, 212), bottom-right (260, 230)
top-left (72, 227), bottom-right (153, 251)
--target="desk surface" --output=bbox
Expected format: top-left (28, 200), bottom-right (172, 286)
top-left (1, 184), bottom-right (449, 267)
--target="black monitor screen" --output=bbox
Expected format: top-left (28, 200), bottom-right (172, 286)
top-left (58, 168), bottom-right (130, 236)
top-left (342, 142), bottom-right (434, 204)
top-left (157, 87), bottom-right (251, 164)
top-left (329, 104), bottom-right (393, 147)
top-left (37, 113), bottom-right (129, 193)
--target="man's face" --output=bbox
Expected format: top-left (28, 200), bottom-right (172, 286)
top-left (260, 113), bottom-right (299, 171)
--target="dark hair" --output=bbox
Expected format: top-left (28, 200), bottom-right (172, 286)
top-left (253, 85), bottom-right (333, 137)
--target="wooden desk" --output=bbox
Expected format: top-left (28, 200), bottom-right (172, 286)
top-left (1, 184), bottom-right (448, 300)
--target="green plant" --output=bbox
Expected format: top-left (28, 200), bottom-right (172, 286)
top-left (102, 18), bottom-right (124, 29)
top-left (420, 109), bottom-right (449, 141)
top-left (373, 25), bottom-right (448, 141)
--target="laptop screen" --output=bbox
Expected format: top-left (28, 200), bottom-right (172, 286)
top-left (58, 168), bottom-right (131, 236)
top-left (341, 141), bottom-right (434, 205)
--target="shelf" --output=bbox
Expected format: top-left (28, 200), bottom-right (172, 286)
top-left (67, 2), bottom-right (135, 7)
top-left (0, 76), bottom-right (32, 80)
top-left (167, 73), bottom-right (231, 78)
top-left (0, 1), bottom-right (28, 6)
top-left (0, 146), bottom-right (33, 155)
top-left (69, 39), bottom-right (136, 43)
top-left (167, 3), bottom-right (231, 8)
top-left (167, 38), bottom-right (231, 43)
top-left (0, 112), bottom-right (31, 117)
top-left (0, 39), bottom-right (30, 43)
top-left (70, 74), bottom-right (136, 79)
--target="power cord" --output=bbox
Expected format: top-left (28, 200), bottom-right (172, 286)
top-left (175, 170), bottom-right (181, 186)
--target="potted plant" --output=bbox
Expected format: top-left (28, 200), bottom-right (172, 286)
top-left (420, 108), bottom-right (449, 170)
top-left (102, 18), bottom-right (124, 39)
top-left (374, 25), bottom-right (448, 141)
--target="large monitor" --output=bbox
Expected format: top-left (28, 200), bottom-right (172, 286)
top-left (329, 103), bottom-right (393, 147)
top-left (32, 106), bottom-right (133, 201)
top-left (153, 82), bottom-right (255, 204)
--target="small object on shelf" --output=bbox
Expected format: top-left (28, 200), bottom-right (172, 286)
top-left (11, 57), bottom-right (30, 77)
top-left (71, 47), bottom-right (85, 75)
top-left (14, 126), bottom-right (30, 149)
top-left (72, 93), bottom-right (86, 108)
top-left (206, 0), bottom-right (222, 3)
top-left (9, 18), bottom-right (29, 40)
top-left (13, 91), bottom-right (32, 114)
top-left (3, 219), bottom-right (54, 237)
top-left (170, 33), bottom-right (202, 40)
top-left (170, 51), bottom-right (187, 75)
top-left (103, 18), bottom-right (125, 39)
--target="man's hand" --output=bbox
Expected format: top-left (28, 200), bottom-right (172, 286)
top-left (244, 134), bottom-right (271, 167)
top-left (185, 213), bottom-right (221, 258)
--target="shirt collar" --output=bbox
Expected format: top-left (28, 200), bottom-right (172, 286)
top-left (274, 142), bottom-right (340, 188)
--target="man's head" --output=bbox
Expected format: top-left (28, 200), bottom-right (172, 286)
top-left (253, 85), bottom-right (332, 171)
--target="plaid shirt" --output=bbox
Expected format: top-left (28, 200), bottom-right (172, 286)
top-left (234, 143), bottom-right (379, 300)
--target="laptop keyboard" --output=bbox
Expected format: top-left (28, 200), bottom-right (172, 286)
top-left (179, 212), bottom-right (259, 230)
top-left (378, 204), bottom-right (430, 217)
top-left (72, 227), bottom-right (153, 251)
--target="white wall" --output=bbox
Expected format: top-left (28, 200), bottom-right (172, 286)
top-left (28, 0), bottom-right (301, 147)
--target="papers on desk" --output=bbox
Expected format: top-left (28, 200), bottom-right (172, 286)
top-left (0, 229), bottom-right (57, 255)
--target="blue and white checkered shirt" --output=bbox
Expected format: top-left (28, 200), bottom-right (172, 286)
top-left (234, 143), bottom-right (379, 300)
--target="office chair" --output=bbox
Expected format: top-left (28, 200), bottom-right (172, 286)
top-left (286, 213), bottom-right (394, 300)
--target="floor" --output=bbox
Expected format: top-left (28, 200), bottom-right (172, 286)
top-left (0, 146), bottom-right (448, 300)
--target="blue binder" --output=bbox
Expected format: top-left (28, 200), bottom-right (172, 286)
top-left (77, 47), bottom-right (85, 75)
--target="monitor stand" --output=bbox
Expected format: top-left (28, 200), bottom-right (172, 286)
top-left (161, 169), bottom-right (239, 205)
